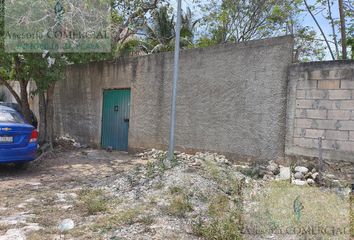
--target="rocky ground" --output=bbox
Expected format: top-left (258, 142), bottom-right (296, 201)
top-left (0, 145), bottom-right (352, 240)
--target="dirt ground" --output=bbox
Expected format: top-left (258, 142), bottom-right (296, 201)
top-left (0, 147), bottom-right (352, 240)
top-left (0, 148), bottom-right (147, 240)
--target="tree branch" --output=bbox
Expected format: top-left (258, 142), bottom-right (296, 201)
top-left (304, 0), bottom-right (336, 60)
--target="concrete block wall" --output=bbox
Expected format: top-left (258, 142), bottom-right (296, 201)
top-left (286, 61), bottom-right (354, 162)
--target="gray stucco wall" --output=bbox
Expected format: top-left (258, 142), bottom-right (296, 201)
top-left (54, 36), bottom-right (294, 161)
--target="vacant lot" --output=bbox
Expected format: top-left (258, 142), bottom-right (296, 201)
top-left (0, 148), bottom-right (352, 240)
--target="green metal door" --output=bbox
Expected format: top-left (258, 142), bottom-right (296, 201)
top-left (101, 89), bottom-right (131, 151)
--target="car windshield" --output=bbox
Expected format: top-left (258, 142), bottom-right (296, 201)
top-left (0, 111), bottom-right (24, 123)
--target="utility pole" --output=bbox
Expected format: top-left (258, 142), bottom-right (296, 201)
top-left (167, 0), bottom-right (182, 161)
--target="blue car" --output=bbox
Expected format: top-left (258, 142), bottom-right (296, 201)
top-left (0, 106), bottom-right (38, 165)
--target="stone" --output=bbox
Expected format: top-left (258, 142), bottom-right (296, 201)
top-left (0, 229), bottom-right (26, 240)
top-left (266, 161), bottom-right (279, 175)
top-left (292, 180), bottom-right (308, 186)
top-left (294, 166), bottom-right (309, 174)
top-left (278, 167), bottom-right (291, 180)
top-left (311, 172), bottom-right (319, 180)
top-left (294, 172), bottom-right (303, 180)
top-left (58, 219), bottom-right (75, 232)
top-left (306, 179), bottom-right (315, 185)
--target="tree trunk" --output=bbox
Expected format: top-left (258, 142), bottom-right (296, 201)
top-left (327, 0), bottom-right (340, 59)
top-left (45, 82), bottom-right (56, 150)
top-left (38, 92), bottom-right (46, 145)
top-left (19, 79), bottom-right (32, 124)
top-left (338, 0), bottom-right (347, 59)
top-left (304, 0), bottom-right (336, 60)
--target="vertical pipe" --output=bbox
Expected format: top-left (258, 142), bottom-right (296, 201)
top-left (167, 0), bottom-right (182, 161)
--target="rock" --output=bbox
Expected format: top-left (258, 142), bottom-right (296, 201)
top-left (292, 180), bottom-right (308, 186)
top-left (306, 179), bottom-right (315, 185)
top-left (266, 161), bottom-right (279, 175)
top-left (278, 167), bottom-right (291, 180)
top-left (311, 172), bottom-right (319, 180)
top-left (294, 166), bottom-right (309, 174)
top-left (304, 172), bottom-right (312, 179)
top-left (58, 219), bottom-right (75, 232)
top-left (294, 172), bottom-right (303, 180)
top-left (311, 168), bottom-right (317, 173)
top-left (0, 229), bottom-right (26, 240)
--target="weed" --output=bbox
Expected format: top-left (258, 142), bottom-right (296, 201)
top-left (166, 192), bottom-right (193, 217)
top-left (91, 208), bottom-right (142, 231)
top-left (192, 215), bottom-right (243, 240)
top-left (78, 189), bottom-right (108, 215)
top-left (169, 186), bottom-right (184, 195)
top-left (146, 161), bottom-right (155, 178)
top-left (208, 195), bottom-right (230, 218)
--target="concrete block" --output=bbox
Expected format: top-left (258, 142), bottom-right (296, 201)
top-left (341, 80), bottom-right (354, 89)
top-left (293, 138), bottom-right (316, 149)
top-left (337, 141), bottom-right (354, 152)
top-left (297, 80), bottom-right (317, 90)
top-left (295, 109), bottom-right (327, 119)
top-left (321, 140), bottom-right (339, 150)
top-left (313, 120), bottom-right (339, 130)
top-left (328, 90), bottom-right (352, 100)
top-left (296, 100), bottom-right (313, 109)
top-left (304, 129), bottom-right (325, 139)
top-left (312, 100), bottom-right (339, 110)
top-left (295, 119), bottom-right (314, 128)
top-left (294, 128), bottom-right (305, 137)
top-left (305, 90), bottom-right (328, 99)
top-left (327, 110), bottom-right (351, 120)
top-left (296, 90), bottom-right (306, 99)
top-left (318, 80), bottom-right (340, 89)
top-left (337, 121), bottom-right (354, 130)
top-left (325, 130), bottom-right (349, 140)
top-left (350, 131), bottom-right (354, 141)
top-left (340, 100), bottom-right (354, 110)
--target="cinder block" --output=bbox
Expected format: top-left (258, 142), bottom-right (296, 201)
top-left (293, 138), bottom-right (316, 149)
top-left (350, 131), bottom-right (354, 140)
top-left (295, 109), bottom-right (327, 119)
top-left (337, 121), bottom-right (354, 130)
top-left (297, 80), bottom-right (317, 90)
top-left (328, 90), bottom-right (352, 100)
top-left (306, 90), bottom-right (328, 99)
top-left (294, 128), bottom-right (305, 137)
top-left (337, 141), bottom-right (354, 152)
top-left (327, 110), bottom-right (351, 120)
top-left (295, 119), bottom-right (314, 128)
top-left (296, 90), bottom-right (306, 99)
top-left (309, 69), bottom-right (345, 80)
top-left (313, 120), bottom-right (339, 130)
top-left (305, 129), bottom-right (325, 139)
top-left (318, 80), bottom-right (340, 89)
top-left (321, 140), bottom-right (339, 150)
top-left (312, 100), bottom-right (339, 110)
top-left (340, 100), bottom-right (354, 110)
top-left (325, 130), bottom-right (349, 140)
top-left (341, 80), bottom-right (354, 89)
top-left (296, 100), bottom-right (313, 109)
